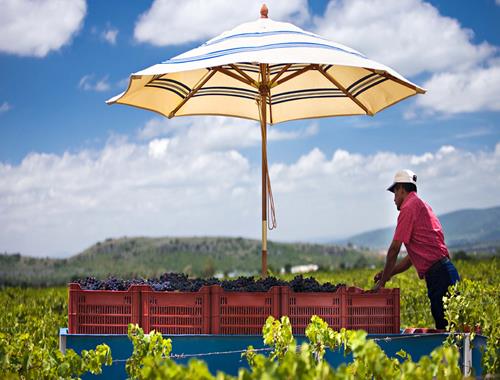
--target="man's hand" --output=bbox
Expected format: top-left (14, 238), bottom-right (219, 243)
top-left (371, 279), bottom-right (385, 292)
top-left (370, 239), bottom-right (402, 292)
top-left (373, 271), bottom-right (383, 283)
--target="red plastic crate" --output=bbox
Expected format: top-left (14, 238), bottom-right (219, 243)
top-left (68, 283), bottom-right (142, 334)
top-left (281, 287), bottom-right (343, 334)
top-left (68, 283), bottom-right (399, 335)
top-left (345, 287), bottom-right (400, 334)
top-left (210, 285), bottom-right (281, 334)
top-left (141, 286), bottom-right (210, 334)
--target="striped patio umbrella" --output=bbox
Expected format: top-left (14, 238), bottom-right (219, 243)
top-left (107, 5), bottom-right (425, 277)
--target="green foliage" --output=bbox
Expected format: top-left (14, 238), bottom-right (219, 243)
top-left (125, 325), bottom-right (223, 380)
top-left (444, 279), bottom-right (500, 375)
top-left (262, 316), bottom-right (294, 361)
top-left (0, 287), bottom-right (111, 379)
top-left (1, 257), bottom-right (498, 378)
top-left (238, 316), bottom-right (463, 380)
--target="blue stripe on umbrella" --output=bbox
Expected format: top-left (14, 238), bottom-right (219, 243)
top-left (203, 30), bottom-right (343, 48)
top-left (161, 41), bottom-right (366, 65)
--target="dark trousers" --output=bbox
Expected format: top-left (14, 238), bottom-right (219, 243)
top-left (425, 258), bottom-right (460, 329)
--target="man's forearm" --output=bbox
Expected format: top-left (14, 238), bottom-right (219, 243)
top-left (380, 251), bottom-right (398, 284)
top-left (380, 243), bottom-right (401, 285)
top-left (390, 256), bottom-right (412, 277)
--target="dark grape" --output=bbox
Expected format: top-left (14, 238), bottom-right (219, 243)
top-left (75, 273), bottom-right (345, 292)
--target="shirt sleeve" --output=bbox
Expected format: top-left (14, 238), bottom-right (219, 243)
top-left (393, 208), bottom-right (414, 244)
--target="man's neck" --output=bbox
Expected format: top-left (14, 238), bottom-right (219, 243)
top-left (401, 191), bottom-right (416, 207)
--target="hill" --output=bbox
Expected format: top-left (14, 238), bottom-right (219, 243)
top-left (342, 205), bottom-right (500, 251)
top-left (0, 236), bottom-right (378, 286)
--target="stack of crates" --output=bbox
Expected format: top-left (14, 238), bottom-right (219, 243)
top-left (68, 284), bottom-right (399, 335)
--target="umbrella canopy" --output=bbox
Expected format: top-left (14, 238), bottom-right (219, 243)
top-left (107, 5), bottom-right (425, 276)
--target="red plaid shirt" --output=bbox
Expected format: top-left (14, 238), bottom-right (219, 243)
top-left (393, 192), bottom-right (449, 278)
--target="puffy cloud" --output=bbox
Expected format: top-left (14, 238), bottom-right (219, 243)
top-left (137, 116), bottom-right (318, 151)
top-left (415, 60), bottom-right (500, 114)
top-left (0, 138), bottom-right (254, 256)
top-left (1, 137), bottom-right (499, 256)
top-left (0, 0), bottom-right (86, 57)
top-left (312, 0), bottom-right (496, 77)
top-left (148, 138), bottom-right (170, 158)
top-left (134, 0), bottom-right (309, 46)
top-left (0, 101), bottom-right (12, 114)
top-left (78, 74), bottom-right (111, 92)
top-left (268, 143), bottom-right (500, 241)
top-left (102, 26), bottom-right (118, 45)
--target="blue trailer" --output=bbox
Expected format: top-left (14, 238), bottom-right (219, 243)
top-left (59, 329), bottom-right (487, 379)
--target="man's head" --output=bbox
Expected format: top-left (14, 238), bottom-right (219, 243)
top-left (387, 170), bottom-right (417, 210)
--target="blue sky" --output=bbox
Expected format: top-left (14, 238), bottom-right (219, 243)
top-left (0, 0), bottom-right (499, 257)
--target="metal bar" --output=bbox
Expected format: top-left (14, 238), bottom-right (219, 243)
top-left (229, 64), bottom-right (258, 87)
top-left (463, 333), bottom-right (472, 376)
top-left (269, 64), bottom-right (292, 87)
top-left (274, 64), bottom-right (314, 87)
top-left (168, 69), bottom-right (217, 118)
top-left (317, 66), bottom-right (373, 116)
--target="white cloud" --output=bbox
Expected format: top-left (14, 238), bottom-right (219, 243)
top-left (415, 60), bottom-right (500, 114)
top-left (1, 138), bottom-right (499, 256)
top-left (268, 143), bottom-right (500, 241)
top-left (454, 127), bottom-right (492, 140)
top-left (137, 116), bottom-right (318, 151)
top-left (313, 0), bottom-right (496, 77)
top-left (496, 0), bottom-right (500, 6)
top-left (0, 101), bottom-right (12, 114)
top-left (102, 26), bottom-right (118, 45)
top-left (134, 0), bottom-right (309, 46)
top-left (78, 74), bottom-right (111, 92)
top-left (0, 0), bottom-right (86, 57)
top-left (148, 138), bottom-right (170, 158)
top-left (0, 137), bottom-right (254, 256)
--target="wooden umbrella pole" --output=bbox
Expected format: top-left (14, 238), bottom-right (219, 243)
top-left (260, 63), bottom-right (269, 278)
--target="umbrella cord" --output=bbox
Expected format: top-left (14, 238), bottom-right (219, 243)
top-left (267, 169), bottom-right (277, 230)
top-left (257, 92), bottom-right (277, 231)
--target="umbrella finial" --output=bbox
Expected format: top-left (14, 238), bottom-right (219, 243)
top-left (260, 4), bottom-right (268, 18)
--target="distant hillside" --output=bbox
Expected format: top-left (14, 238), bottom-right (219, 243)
top-left (0, 236), bottom-right (378, 286)
top-left (342, 205), bottom-right (500, 251)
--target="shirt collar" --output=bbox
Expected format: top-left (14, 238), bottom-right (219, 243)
top-left (401, 191), bottom-right (417, 209)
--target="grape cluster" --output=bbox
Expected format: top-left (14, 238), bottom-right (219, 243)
top-left (147, 273), bottom-right (219, 292)
top-left (220, 276), bottom-right (287, 292)
top-left (75, 273), bottom-right (345, 292)
top-left (289, 275), bottom-right (345, 292)
top-left (75, 276), bottom-right (144, 291)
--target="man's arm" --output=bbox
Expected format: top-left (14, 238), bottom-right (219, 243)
top-left (373, 254), bottom-right (412, 283)
top-left (391, 255), bottom-right (412, 276)
top-left (372, 239), bottom-right (402, 290)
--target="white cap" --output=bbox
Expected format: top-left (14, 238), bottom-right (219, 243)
top-left (387, 169), bottom-right (417, 192)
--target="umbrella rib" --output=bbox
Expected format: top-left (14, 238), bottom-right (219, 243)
top-left (274, 64), bottom-right (315, 87)
top-left (269, 64), bottom-right (292, 87)
top-left (317, 66), bottom-right (373, 116)
top-left (168, 69), bottom-right (217, 118)
top-left (215, 67), bottom-right (256, 87)
top-left (365, 68), bottom-right (426, 94)
top-left (229, 64), bottom-right (258, 87)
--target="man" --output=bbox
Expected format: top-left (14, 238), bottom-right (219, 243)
top-left (372, 169), bottom-right (460, 329)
